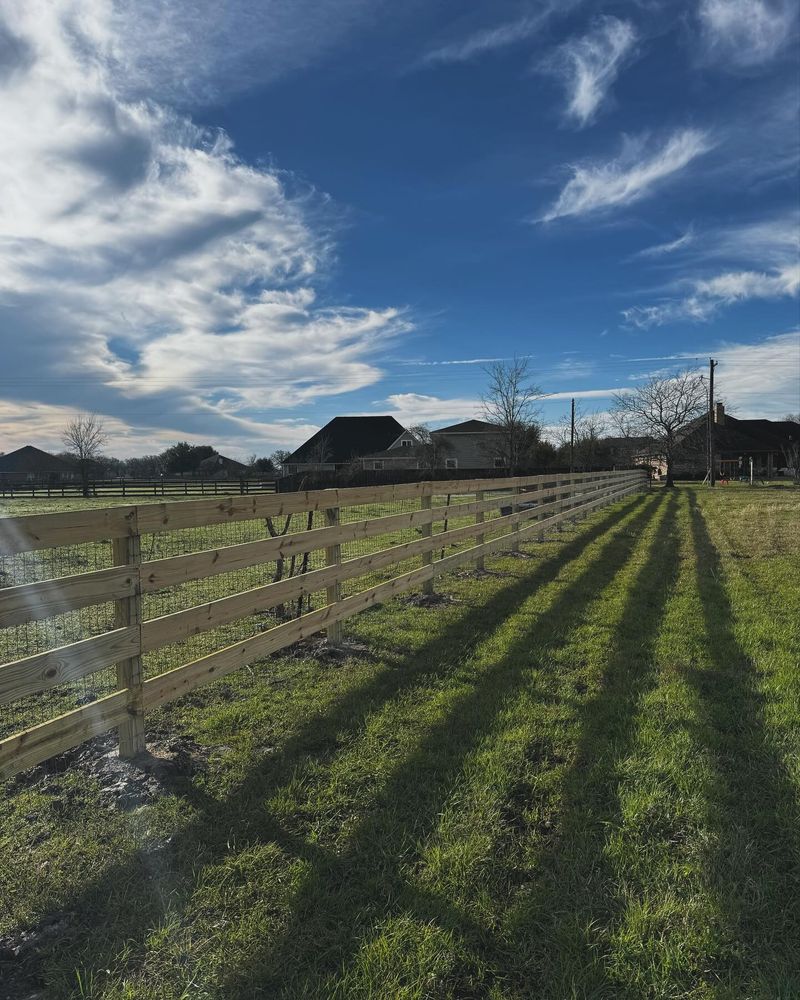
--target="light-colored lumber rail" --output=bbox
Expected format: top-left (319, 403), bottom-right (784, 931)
top-left (0, 566), bottom-right (137, 627)
top-left (142, 479), bottom-right (641, 710)
top-left (0, 628), bottom-right (140, 704)
top-left (133, 471), bottom-right (625, 535)
top-left (0, 506), bottom-right (136, 556)
top-left (0, 470), bottom-right (645, 779)
top-left (0, 690), bottom-right (132, 780)
top-left (139, 474), bottom-right (638, 652)
top-left (139, 476), bottom-right (631, 593)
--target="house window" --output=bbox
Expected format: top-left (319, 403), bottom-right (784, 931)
top-left (493, 458), bottom-right (505, 468)
top-left (373, 461), bottom-right (384, 470)
top-left (400, 439), bottom-right (411, 447)
top-left (445, 458), bottom-right (458, 469)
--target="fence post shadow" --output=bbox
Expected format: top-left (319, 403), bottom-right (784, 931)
top-left (206, 493), bottom-right (664, 997)
top-left (683, 492), bottom-right (800, 992)
top-left (11, 493), bottom-right (657, 997)
top-left (464, 490), bottom-right (682, 996)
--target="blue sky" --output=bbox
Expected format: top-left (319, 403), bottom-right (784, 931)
top-left (0, 0), bottom-right (798, 458)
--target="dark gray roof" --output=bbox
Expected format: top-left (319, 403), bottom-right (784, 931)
top-left (680, 414), bottom-right (800, 455)
top-left (432, 419), bottom-right (497, 434)
top-left (0, 446), bottom-right (75, 474)
top-left (286, 416), bottom-right (407, 465)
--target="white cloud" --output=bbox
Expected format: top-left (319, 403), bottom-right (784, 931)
top-left (379, 393), bottom-right (481, 427)
top-left (541, 17), bottom-right (637, 127)
top-left (636, 227), bottom-right (695, 257)
top-left (624, 213), bottom-right (800, 326)
top-left (540, 129), bottom-right (713, 222)
top-left (699, 0), bottom-right (797, 67)
top-left (0, 1), bottom-right (410, 453)
top-left (109, 0), bottom-right (391, 104)
top-left (544, 388), bottom-right (623, 400)
top-left (0, 399), bottom-right (319, 459)
top-left (417, 3), bottom-right (579, 67)
top-left (703, 331), bottom-right (800, 418)
top-left (623, 266), bottom-right (799, 326)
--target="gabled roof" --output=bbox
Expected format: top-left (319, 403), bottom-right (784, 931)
top-left (0, 446), bottom-right (75, 474)
top-left (197, 453), bottom-right (249, 474)
top-left (432, 419), bottom-right (498, 434)
top-left (285, 416), bottom-right (407, 465)
top-left (681, 414), bottom-right (800, 454)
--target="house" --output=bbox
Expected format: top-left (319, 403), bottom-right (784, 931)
top-left (430, 420), bottom-right (507, 471)
top-left (664, 404), bottom-right (799, 478)
top-left (0, 446), bottom-right (77, 483)
top-left (358, 419), bottom-right (508, 472)
top-left (196, 453), bottom-right (250, 480)
top-left (704, 404), bottom-right (799, 478)
top-left (283, 416), bottom-right (407, 474)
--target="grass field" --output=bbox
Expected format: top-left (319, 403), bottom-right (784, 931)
top-left (1, 484), bottom-right (798, 999)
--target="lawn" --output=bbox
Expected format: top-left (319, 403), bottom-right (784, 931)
top-left (1, 484), bottom-right (798, 999)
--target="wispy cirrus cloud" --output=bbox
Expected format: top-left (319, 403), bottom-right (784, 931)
top-left (698, 0), bottom-right (798, 68)
top-left (636, 226), bottom-right (695, 257)
top-left (417, 3), bottom-right (576, 68)
top-left (540, 128), bottom-right (713, 222)
top-left (705, 330), bottom-right (800, 417)
top-left (623, 266), bottom-right (800, 327)
top-left (0, 0), bottom-right (410, 454)
top-left (539, 16), bottom-right (637, 127)
top-left (624, 213), bottom-right (800, 326)
top-left (109, 0), bottom-right (394, 104)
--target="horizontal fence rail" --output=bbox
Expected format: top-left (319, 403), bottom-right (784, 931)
top-left (0, 469), bottom-right (646, 779)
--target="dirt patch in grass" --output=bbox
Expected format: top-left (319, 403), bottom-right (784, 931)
top-left (9, 734), bottom-right (216, 811)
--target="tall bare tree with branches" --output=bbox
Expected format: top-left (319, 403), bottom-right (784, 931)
top-left (62, 412), bottom-right (107, 496)
top-left (481, 357), bottom-right (543, 474)
top-left (611, 370), bottom-right (706, 487)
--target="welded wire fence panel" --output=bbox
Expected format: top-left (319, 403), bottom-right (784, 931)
top-left (0, 471), bottom-right (645, 775)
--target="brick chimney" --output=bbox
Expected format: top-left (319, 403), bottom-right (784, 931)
top-left (715, 402), bottom-right (725, 426)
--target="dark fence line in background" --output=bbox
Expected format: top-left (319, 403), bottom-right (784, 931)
top-left (276, 465), bottom-right (640, 493)
top-left (0, 479), bottom-right (277, 499)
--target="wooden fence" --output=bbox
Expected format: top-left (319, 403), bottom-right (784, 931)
top-left (0, 478), bottom-right (276, 499)
top-left (0, 470), bottom-right (645, 779)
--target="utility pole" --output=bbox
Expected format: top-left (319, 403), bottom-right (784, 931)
top-left (569, 397), bottom-right (575, 473)
top-left (707, 358), bottom-right (718, 486)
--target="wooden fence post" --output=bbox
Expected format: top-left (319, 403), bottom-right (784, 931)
top-left (537, 481), bottom-right (546, 542)
top-left (475, 490), bottom-right (485, 571)
top-left (325, 506), bottom-right (343, 646)
top-left (511, 484), bottom-right (521, 553)
top-left (112, 514), bottom-right (146, 759)
top-left (421, 492), bottom-right (434, 594)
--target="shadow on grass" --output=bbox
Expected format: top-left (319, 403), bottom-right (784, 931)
top-left (460, 489), bottom-right (682, 998)
top-left (19, 492), bottom-right (660, 997)
top-left (684, 493), bottom-right (800, 996)
top-left (210, 493), bottom-right (670, 997)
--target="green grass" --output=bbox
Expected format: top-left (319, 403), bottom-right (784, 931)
top-left (1, 485), bottom-right (798, 999)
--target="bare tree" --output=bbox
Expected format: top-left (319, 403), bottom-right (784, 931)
top-left (407, 424), bottom-right (452, 472)
top-left (555, 405), bottom-right (609, 471)
top-left (62, 413), bottom-right (107, 496)
top-left (611, 370), bottom-right (706, 487)
top-left (481, 357), bottom-right (543, 474)
top-left (306, 434), bottom-right (332, 467)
